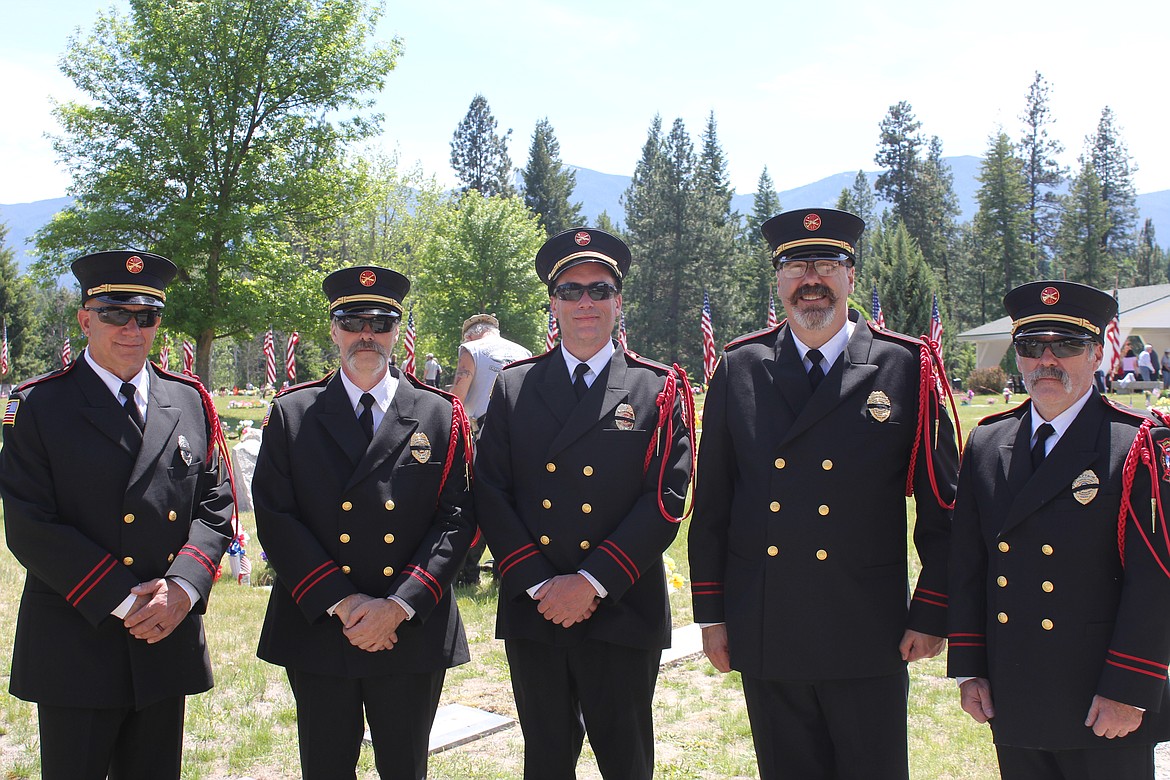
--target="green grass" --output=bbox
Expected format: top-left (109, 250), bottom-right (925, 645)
top-left (0, 393), bottom-right (1077, 778)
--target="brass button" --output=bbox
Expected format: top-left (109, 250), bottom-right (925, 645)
top-left (341, 501), bottom-right (353, 511)
top-left (997, 612), bottom-right (1009, 624)
top-left (1041, 544), bottom-right (1054, 556)
top-left (767, 545), bottom-right (779, 557)
top-left (998, 541), bottom-right (1010, 553)
top-left (579, 540), bottom-right (590, 550)
top-left (546, 462), bottom-right (556, 472)
top-left (542, 499), bottom-right (552, 509)
top-left (1042, 581), bottom-right (1054, 593)
top-left (123, 557), bottom-right (134, 566)
top-left (581, 503), bottom-right (592, 514)
top-left (996, 576), bottom-right (1008, 587)
top-left (583, 465), bottom-right (594, 476)
top-left (822, 459), bottom-right (833, 471)
top-left (167, 554), bottom-right (175, 563)
top-left (384, 534), bottom-right (395, 544)
top-left (339, 533), bottom-right (351, 543)
top-left (816, 549), bottom-right (828, 561)
top-left (123, 513), bottom-right (135, 524)
top-left (383, 566), bottom-right (394, 577)
top-left (818, 504), bottom-right (830, 516)
top-left (167, 510), bottom-right (177, 521)
top-left (540, 535), bottom-right (551, 545)
top-left (774, 458), bottom-right (786, 469)
top-left (384, 500), bottom-right (395, 511)
top-left (769, 501), bottom-right (781, 512)
top-left (1041, 619), bottom-right (1054, 631)
top-left (342, 565), bottom-right (351, 574)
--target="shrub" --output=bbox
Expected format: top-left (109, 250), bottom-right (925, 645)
top-left (967, 366), bottom-right (1007, 394)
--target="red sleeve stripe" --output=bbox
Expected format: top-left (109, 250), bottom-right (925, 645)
top-left (499, 548), bottom-right (541, 576)
top-left (178, 545), bottom-right (216, 576)
top-left (600, 540), bottom-right (639, 578)
top-left (916, 588), bottom-right (948, 600)
top-left (949, 632), bottom-right (985, 638)
top-left (949, 641), bottom-right (986, 648)
top-left (1106, 659), bottom-right (1169, 680)
top-left (600, 546), bottom-right (636, 585)
top-left (498, 544), bottom-right (537, 570)
top-left (912, 594), bottom-right (948, 608)
top-left (1108, 649), bottom-right (1169, 672)
top-left (67, 554), bottom-right (114, 603)
top-left (293, 565), bottom-right (341, 604)
top-left (690, 585), bottom-right (723, 596)
top-left (405, 565), bottom-right (441, 603)
top-left (70, 557), bottom-right (118, 607)
top-left (292, 561), bottom-right (339, 600)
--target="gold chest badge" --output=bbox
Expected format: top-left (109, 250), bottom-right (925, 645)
top-left (1071, 469), bottom-right (1099, 505)
top-left (410, 432), bottom-right (431, 463)
top-left (614, 403), bottom-right (636, 431)
top-left (866, 391), bottom-right (892, 422)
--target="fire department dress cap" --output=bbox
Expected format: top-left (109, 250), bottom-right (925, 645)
top-left (72, 250), bottom-right (177, 307)
top-left (761, 208), bottom-right (866, 268)
top-left (1003, 280), bottom-right (1117, 342)
top-left (322, 266), bottom-right (409, 317)
top-left (535, 228), bottom-right (632, 291)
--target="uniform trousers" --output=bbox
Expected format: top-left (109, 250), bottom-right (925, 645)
top-left (505, 635), bottom-right (661, 779)
top-left (38, 696), bottom-right (185, 780)
top-left (286, 666), bottom-right (445, 780)
top-left (995, 742), bottom-right (1155, 780)
top-left (741, 669), bottom-right (909, 780)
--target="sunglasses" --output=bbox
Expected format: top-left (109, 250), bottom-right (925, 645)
top-left (83, 307), bottom-right (161, 328)
top-left (1013, 337), bottom-right (1092, 359)
top-left (777, 258), bottom-right (850, 278)
top-left (553, 282), bottom-right (619, 302)
top-left (333, 314), bottom-right (398, 333)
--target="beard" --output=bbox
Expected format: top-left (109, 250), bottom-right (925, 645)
top-left (786, 284), bottom-right (840, 332)
top-left (1024, 364), bottom-right (1073, 394)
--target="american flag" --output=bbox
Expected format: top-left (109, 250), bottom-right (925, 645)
top-left (182, 340), bottom-right (195, 374)
top-left (929, 294), bottom-right (943, 347)
top-left (545, 310), bottom-right (559, 353)
top-left (401, 307), bottom-right (416, 376)
top-left (1104, 288), bottom-right (1122, 377)
top-left (61, 336), bottom-right (71, 368)
top-left (158, 333), bottom-right (170, 368)
top-left (766, 293), bottom-right (779, 329)
top-left (263, 328), bottom-right (276, 387)
top-left (0, 322), bottom-right (9, 377)
top-left (618, 312), bottom-right (628, 350)
top-left (701, 291), bottom-right (717, 384)
top-left (871, 285), bottom-right (886, 331)
top-left (286, 331), bottom-right (299, 383)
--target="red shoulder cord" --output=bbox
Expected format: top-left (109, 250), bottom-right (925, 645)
top-left (642, 364), bottom-right (697, 524)
top-left (438, 396), bottom-right (473, 496)
top-left (1117, 408), bottom-right (1170, 577)
top-left (905, 338), bottom-right (963, 509)
top-left (182, 366), bottom-right (240, 540)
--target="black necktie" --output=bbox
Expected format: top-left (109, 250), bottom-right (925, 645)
top-left (573, 363), bottom-right (590, 401)
top-left (1031, 422), bottom-right (1055, 471)
top-left (121, 382), bottom-right (145, 432)
top-left (806, 349), bottom-right (825, 390)
top-left (358, 393), bottom-right (375, 441)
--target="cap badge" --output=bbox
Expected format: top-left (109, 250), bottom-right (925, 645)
top-left (574, 231), bottom-right (591, 246)
top-left (866, 390), bottom-right (892, 422)
top-left (614, 403), bottom-right (636, 431)
top-left (359, 270), bottom-right (377, 287)
top-left (803, 213), bottom-right (822, 231)
top-left (1071, 469), bottom-right (1099, 505)
top-left (126, 255), bottom-right (144, 274)
top-left (410, 432), bottom-right (431, 463)
top-left (1041, 286), bottom-right (1060, 306)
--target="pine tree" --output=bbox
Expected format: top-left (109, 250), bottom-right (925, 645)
top-left (693, 113), bottom-right (749, 337)
top-left (1055, 159), bottom-right (1111, 287)
top-left (874, 101), bottom-right (923, 219)
top-left (521, 118), bottom-right (583, 236)
top-left (1017, 72), bottom-right (1065, 277)
top-left (1088, 107), bottom-right (1138, 263)
top-left (974, 131), bottom-right (1030, 298)
top-left (0, 223), bottom-right (36, 382)
top-left (870, 221), bottom-right (937, 339)
top-left (1137, 218), bottom-right (1164, 286)
top-left (747, 167), bottom-right (783, 327)
top-left (836, 170), bottom-right (877, 279)
top-left (450, 94), bottom-right (514, 197)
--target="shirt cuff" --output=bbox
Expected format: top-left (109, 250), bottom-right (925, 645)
top-left (170, 576), bottom-right (199, 613)
top-left (112, 593), bottom-right (137, 619)
top-left (388, 595), bottom-right (414, 620)
top-left (578, 570), bottom-right (606, 598)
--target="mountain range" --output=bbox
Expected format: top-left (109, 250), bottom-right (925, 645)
top-left (5, 157), bottom-right (1169, 274)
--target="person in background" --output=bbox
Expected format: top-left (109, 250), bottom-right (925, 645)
top-left (423, 352), bottom-right (441, 387)
top-left (1137, 343), bottom-right (1155, 381)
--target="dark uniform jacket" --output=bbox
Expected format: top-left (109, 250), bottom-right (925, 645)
top-left (0, 357), bottom-right (234, 709)
top-left (254, 369), bottom-right (473, 676)
top-left (690, 311), bottom-right (958, 680)
top-left (948, 394), bottom-right (1170, 750)
top-left (474, 343), bottom-right (693, 650)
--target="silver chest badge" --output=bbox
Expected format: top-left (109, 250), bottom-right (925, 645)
top-left (615, 403), bottom-right (636, 431)
top-left (177, 434), bottom-right (194, 466)
top-left (866, 391), bottom-right (892, 422)
top-left (410, 432), bottom-right (431, 464)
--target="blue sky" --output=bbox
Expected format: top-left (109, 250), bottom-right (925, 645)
top-left (3, 0), bottom-right (1168, 205)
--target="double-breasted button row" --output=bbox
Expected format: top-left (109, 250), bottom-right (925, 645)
top-left (547, 462), bottom-right (595, 476)
top-left (770, 457), bottom-right (833, 471)
top-left (762, 546), bottom-right (829, 560)
top-left (997, 541), bottom-right (1055, 555)
top-left (338, 565), bottom-right (395, 576)
top-left (995, 612), bottom-right (1055, 630)
top-left (339, 500), bottom-right (396, 512)
top-left (124, 510), bottom-right (179, 523)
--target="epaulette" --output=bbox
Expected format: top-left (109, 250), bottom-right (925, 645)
top-left (273, 372), bottom-right (333, 400)
top-left (868, 323), bottom-right (928, 353)
top-left (724, 324), bottom-right (782, 352)
top-left (1105, 395), bottom-right (1156, 423)
top-left (623, 348), bottom-right (673, 375)
top-left (401, 369), bottom-right (459, 402)
top-left (12, 361), bottom-right (78, 394)
top-left (974, 404), bottom-right (1024, 427)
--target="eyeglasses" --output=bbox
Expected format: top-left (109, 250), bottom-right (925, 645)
top-left (553, 282), bottom-right (619, 302)
top-left (777, 259), bottom-right (849, 279)
top-left (334, 314), bottom-right (398, 333)
top-left (82, 307), bottom-right (161, 328)
top-left (1013, 337), bottom-right (1092, 359)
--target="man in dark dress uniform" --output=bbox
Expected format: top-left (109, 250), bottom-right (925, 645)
top-left (474, 227), bottom-right (694, 779)
top-left (948, 280), bottom-right (1170, 780)
top-left (689, 208), bottom-right (959, 780)
top-left (253, 266), bottom-right (474, 780)
top-left (0, 250), bottom-right (235, 780)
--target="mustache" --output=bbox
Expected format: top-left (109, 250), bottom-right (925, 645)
top-left (346, 340), bottom-right (389, 360)
top-left (1025, 365), bottom-right (1072, 392)
top-left (787, 284), bottom-right (836, 306)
